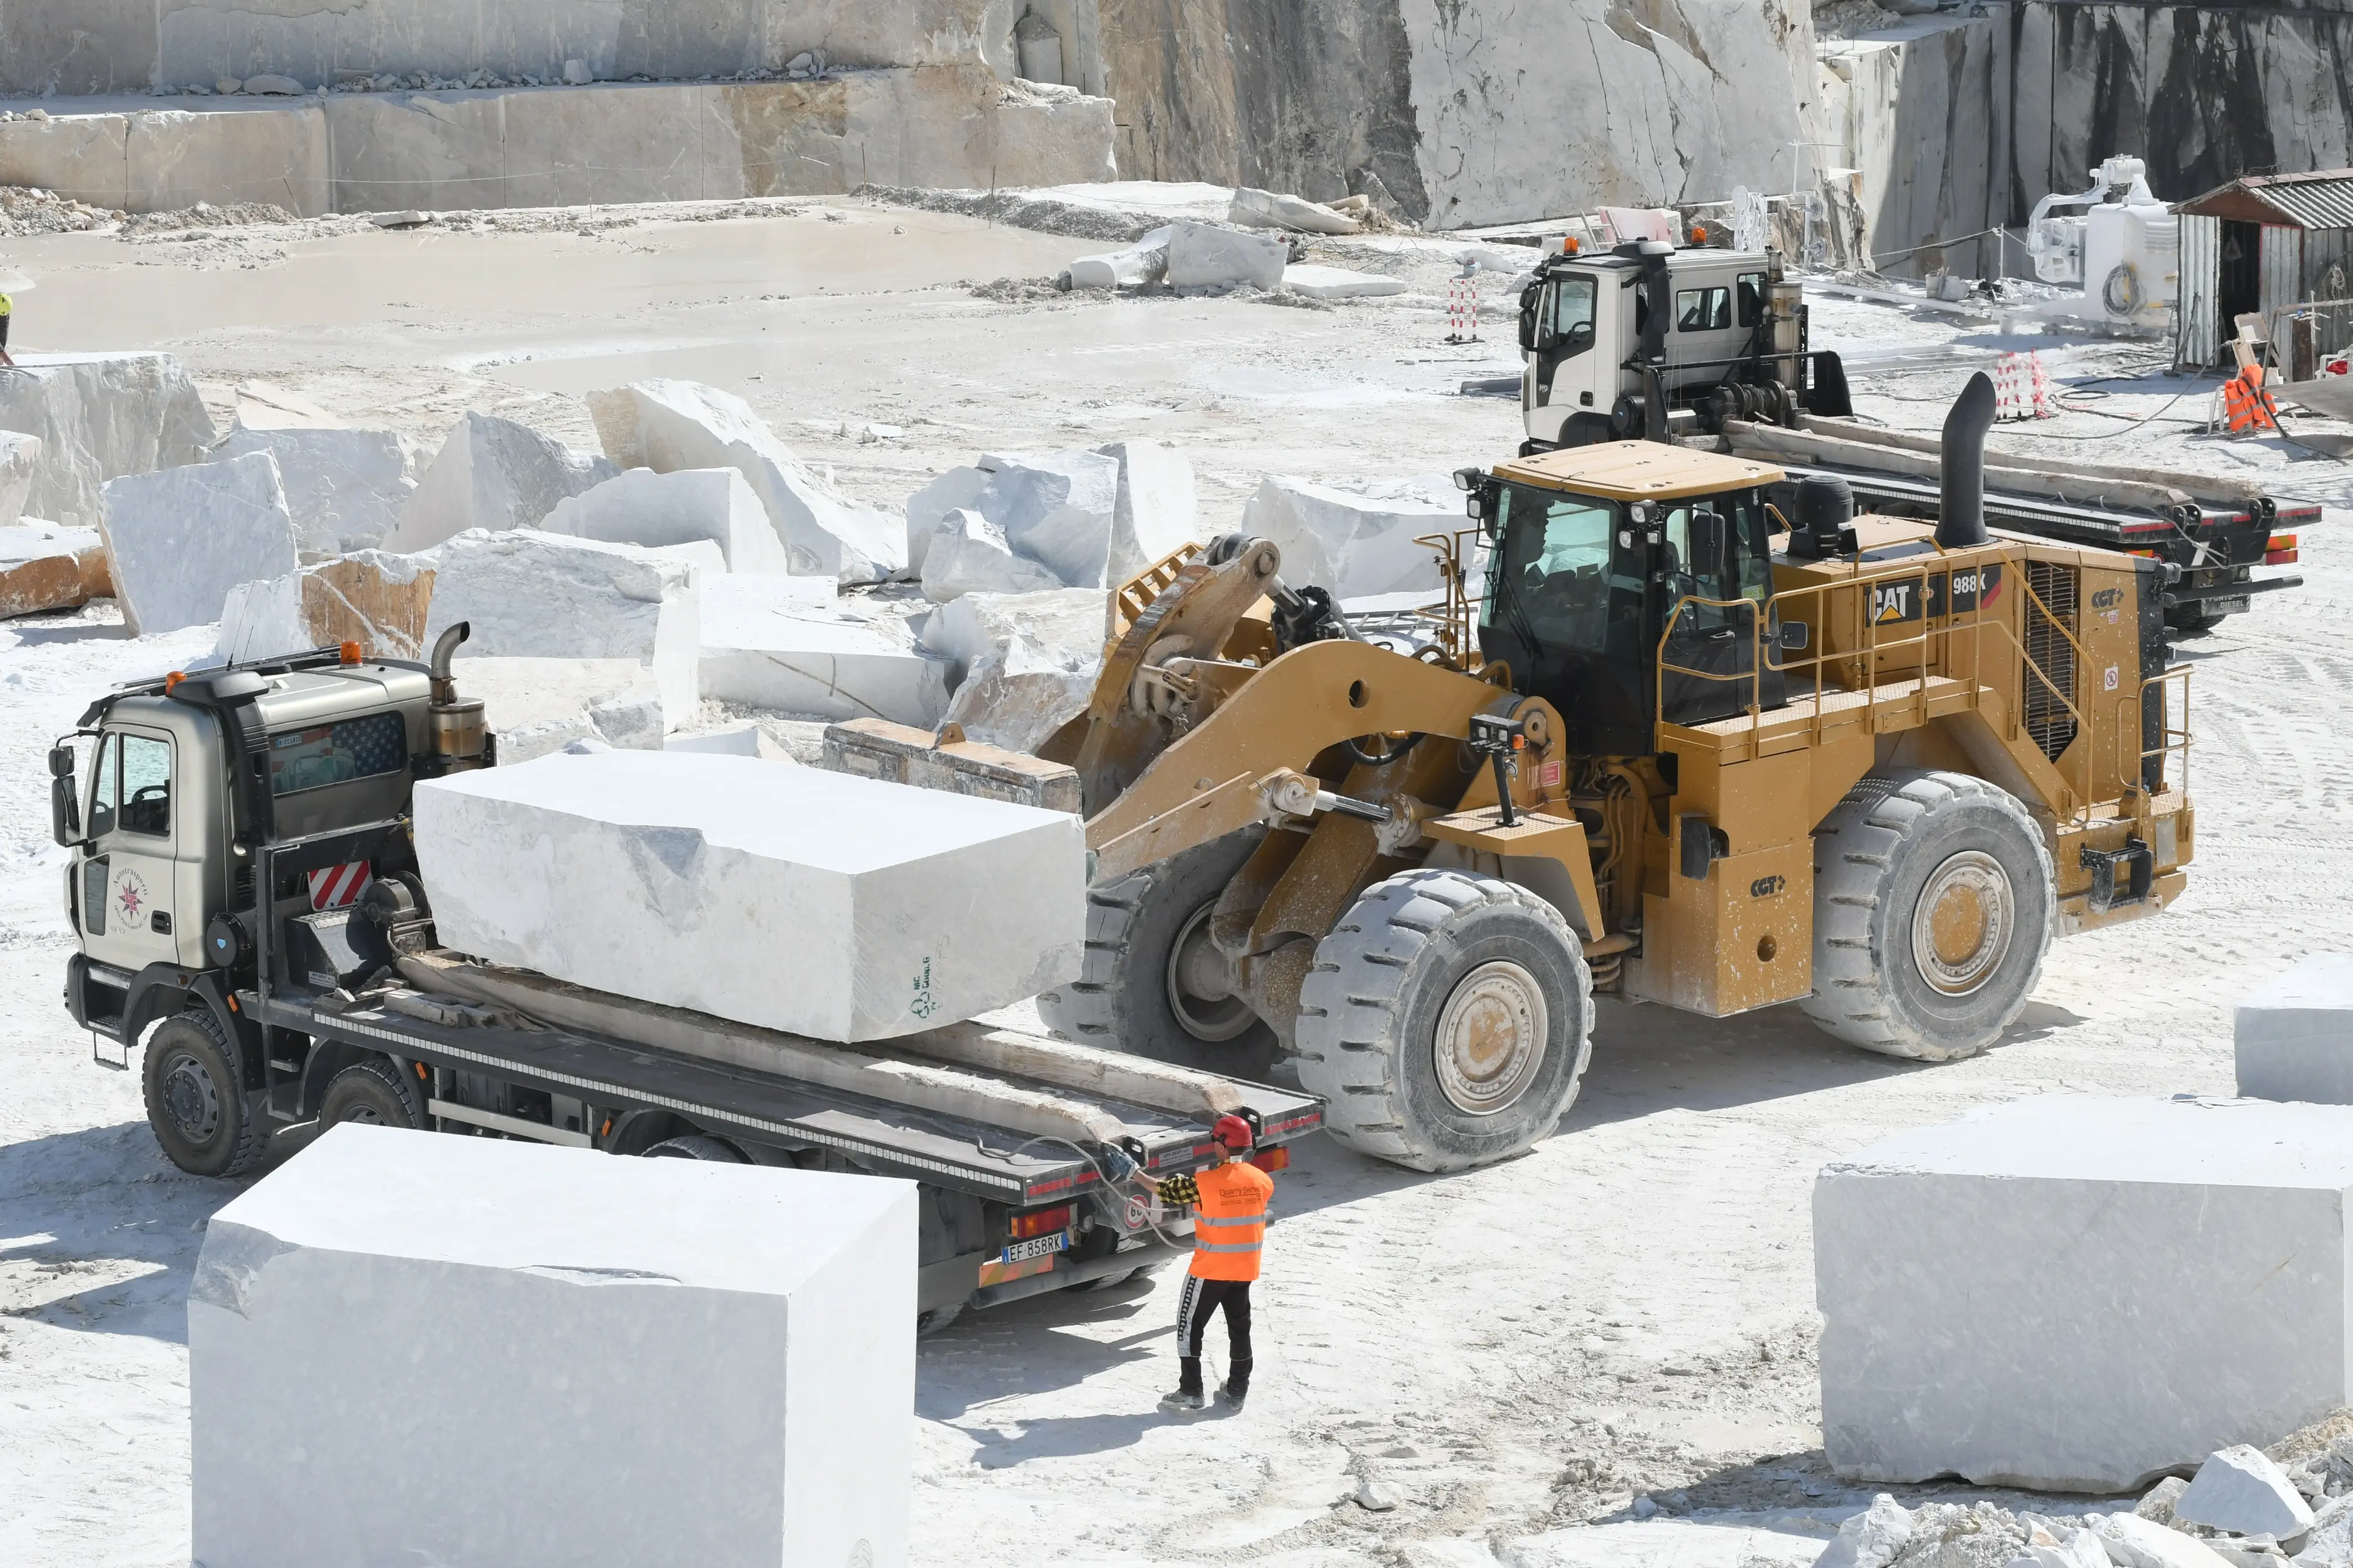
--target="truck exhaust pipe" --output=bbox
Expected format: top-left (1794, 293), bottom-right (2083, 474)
top-left (1937, 371), bottom-right (1998, 551)
top-left (425, 620), bottom-right (489, 769)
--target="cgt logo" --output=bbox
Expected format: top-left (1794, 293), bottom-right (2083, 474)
top-left (1749, 873), bottom-right (1787, 899)
top-left (2090, 587), bottom-right (2124, 610)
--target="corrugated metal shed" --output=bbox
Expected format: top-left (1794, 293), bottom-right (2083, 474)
top-left (2174, 170), bottom-right (2353, 230)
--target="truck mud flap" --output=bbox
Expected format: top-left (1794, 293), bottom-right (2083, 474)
top-left (1804, 351), bottom-right (1853, 419)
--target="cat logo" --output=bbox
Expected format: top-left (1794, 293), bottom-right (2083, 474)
top-left (2089, 586), bottom-right (2124, 610)
top-left (1869, 578), bottom-right (1924, 625)
top-left (1926, 563), bottom-right (2004, 616)
top-left (1749, 873), bottom-right (1787, 899)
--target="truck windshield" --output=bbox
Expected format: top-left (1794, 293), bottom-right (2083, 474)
top-left (1482, 485), bottom-right (1641, 659)
top-left (269, 713), bottom-right (407, 796)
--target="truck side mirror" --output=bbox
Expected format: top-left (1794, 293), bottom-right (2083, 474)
top-left (49, 745), bottom-right (81, 847)
top-left (1518, 281), bottom-right (1544, 352)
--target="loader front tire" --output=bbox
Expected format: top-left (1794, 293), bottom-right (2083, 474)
top-left (1295, 869), bottom-right (1592, 1173)
top-left (1800, 770), bottom-right (2054, 1062)
top-left (1037, 830), bottom-right (1275, 1067)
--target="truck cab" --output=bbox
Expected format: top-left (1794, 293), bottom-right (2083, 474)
top-left (1518, 241), bottom-right (1847, 451)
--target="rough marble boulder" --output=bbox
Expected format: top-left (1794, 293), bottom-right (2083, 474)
top-left (0, 353), bottom-right (216, 526)
top-left (422, 529), bottom-right (702, 723)
top-left (2237, 953), bottom-right (2353, 1105)
top-left (1240, 475), bottom-right (1455, 598)
top-left (190, 1123), bottom-right (915, 1568)
top-left (456, 657), bottom-right (671, 759)
top-left (1165, 222), bottom-right (1289, 289)
top-left (919, 587), bottom-right (1108, 755)
top-left (916, 449), bottom-right (1120, 589)
top-left (920, 507), bottom-right (1063, 602)
top-left (413, 750), bottom-right (1085, 1041)
top-left (701, 576), bottom-right (949, 728)
top-left (215, 552), bottom-right (436, 663)
top-left (1092, 441), bottom-right (1199, 581)
top-left (1817, 1095), bottom-right (2353, 1491)
top-left (2174, 1446), bottom-right (2314, 1543)
top-left (1229, 186), bottom-right (1360, 235)
top-left (0, 430), bottom-right (39, 525)
top-left (1065, 225), bottom-right (1173, 289)
top-left (586, 379), bottom-right (902, 584)
top-left (212, 426), bottom-right (416, 555)
top-left (0, 520), bottom-right (102, 618)
top-left (541, 466), bottom-right (789, 574)
top-left (100, 451), bottom-right (298, 635)
top-left (383, 411), bottom-right (617, 553)
top-left (1282, 263), bottom-right (1408, 301)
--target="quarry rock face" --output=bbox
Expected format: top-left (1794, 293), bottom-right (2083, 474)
top-left (412, 750), bottom-right (1086, 1042)
top-left (700, 576), bottom-right (949, 728)
top-left (99, 451), bottom-right (298, 635)
top-left (541, 466), bottom-right (791, 575)
top-left (1240, 475), bottom-right (1455, 599)
top-left (1815, 1096), bottom-right (2353, 1491)
top-left (588, 379), bottom-right (902, 584)
top-left (211, 426), bottom-right (416, 555)
top-left (215, 551), bottom-right (435, 663)
top-left (421, 528), bottom-right (701, 723)
top-left (190, 1123), bottom-right (915, 1568)
top-left (385, 411), bottom-right (617, 553)
top-left (0, 353), bottom-right (215, 526)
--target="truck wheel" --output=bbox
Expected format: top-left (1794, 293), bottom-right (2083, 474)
top-left (1801, 770), bottom-right (2055, 1062)
top-left (915, 1303), bottom-right (964, 1337)
top-left (143, 1010), bottom-right (269, 1179)
top-left (1038, 830), bottom-right (1273, 1066)
top-left (1295, 869), bottom-right (1592, 1173)
top-left (642, 1135), bottom-right (747, 1161)
top-left (318, 1059), bottom-right (427, 1132)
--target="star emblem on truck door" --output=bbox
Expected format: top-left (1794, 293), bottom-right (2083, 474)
top-left (114, 869), bottom-right (149, 925)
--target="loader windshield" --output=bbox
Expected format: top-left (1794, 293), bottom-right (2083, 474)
top-left (1483, 486), bottom-right (1642, 660)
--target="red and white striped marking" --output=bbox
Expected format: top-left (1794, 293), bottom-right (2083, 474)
top-left (309, 861), bottom-right (371, 910)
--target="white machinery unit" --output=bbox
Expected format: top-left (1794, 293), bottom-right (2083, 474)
top-left (2028, 155), bottom-right (2179, 332)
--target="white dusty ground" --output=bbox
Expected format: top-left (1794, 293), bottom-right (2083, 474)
top-left (2, 195), bottom-right (2350, 1567)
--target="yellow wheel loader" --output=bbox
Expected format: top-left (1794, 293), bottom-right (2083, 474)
top-left (893, 375), bottom-right (2191, 1173)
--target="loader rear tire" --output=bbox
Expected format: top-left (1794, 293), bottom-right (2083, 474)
top-left (1295, 869), bottom-right (1592, 1173)
top-left (1799, 770), bottom-right (2054, 1062)
top-left (1037, 830), bottom-right (1275, 1068)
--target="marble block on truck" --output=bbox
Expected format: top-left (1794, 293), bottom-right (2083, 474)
top-left (1816, 1095), bottom-right (2353, 1492)
top-left (414, 749), bottom-right (1085, 1041)
top-left (2237, 953), bottom-right (2353, 1103)
top-left (191, 1123), bottom-right (915, 1568)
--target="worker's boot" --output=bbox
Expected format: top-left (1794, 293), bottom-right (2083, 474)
top-left (1216, 1355), bottom-right (1252, 1412)
top-left (1161, 1357), bottom-right (1209, 1412)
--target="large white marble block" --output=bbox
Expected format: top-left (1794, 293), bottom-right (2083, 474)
top-left (1164, 221), bottom-right (1288, 289)
top-left (541, 465), bottom-right (792, 574)
top-left (422, 528), bottom-right (701, 723)
top-left (1092, 439), bottom-right (1199, 582)
top-left (99, 450), bottom-right (299, 634)
top-left (1240, 475), bottom-right (1458, 599)
top-left (700, 576), bottom-right (948, 727)
top-left (1816, 1095), bottom-right (2353, 1492)
top-left (919, 506), bottom-right (1064, 601)
top-left (384, 411), bottom-right (616, 553)
top-left (0, 352), bottom-right (215, 525)
top-left (586, 379), bottom-right (902, 584)
top-left (211, 425), bottom-right (415, 553)
top-left (2237, 953), bottom-right (2353, 1104)
top-left (414, 750), bottom-right (1085, 1041)
top-left (190, 1123), bottom-right (916, 1568)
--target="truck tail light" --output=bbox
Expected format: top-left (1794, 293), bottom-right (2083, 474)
top-left (2267, 532), bottom-right (2299, 565)
top-left (1251, 1146), bottom-right (1292, 1173)
top-left (1009, 1205), bottom-right (1071, 1240)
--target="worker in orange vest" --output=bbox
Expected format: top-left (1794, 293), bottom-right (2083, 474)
top-left (1146, 1113), bottom-right (1273, 1413)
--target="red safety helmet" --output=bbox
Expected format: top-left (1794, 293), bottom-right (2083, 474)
top-left (1212, 1115), bottom-right (1255, 1151)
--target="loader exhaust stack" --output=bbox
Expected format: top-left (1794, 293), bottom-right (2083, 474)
top-left (1937, 371), bottom-right (1998, 550)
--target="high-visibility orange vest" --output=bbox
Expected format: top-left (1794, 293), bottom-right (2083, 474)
top-left (2223, 366), bottom-right (2277, 433)
top-left (1187, 1159), bottom-right (1273, 1281)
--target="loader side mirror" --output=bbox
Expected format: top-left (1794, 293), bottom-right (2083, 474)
top-left (1688, 508), bottom-right (1729, 579)
top-left (48, 745), bottom-right (81, 847)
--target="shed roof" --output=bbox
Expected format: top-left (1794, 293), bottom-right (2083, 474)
top-left (2174, 169), bottom-right (2353, 229)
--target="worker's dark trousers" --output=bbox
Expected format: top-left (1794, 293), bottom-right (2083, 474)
top-left (1175, 1275), bottom-right (1253, 1396)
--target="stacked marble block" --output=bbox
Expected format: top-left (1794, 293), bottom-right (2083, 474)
top-left (412, 749), bottom-right (1085, 1043)
top-left (191, 1123), bottom-right (916, 1567)
top-left (2237, 953), bottom-right (2353, 1103)
top-left (1816, 1095), bottom-right (2353, 1490)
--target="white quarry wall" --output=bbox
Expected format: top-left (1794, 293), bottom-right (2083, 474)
top-left (1816, 1095), bottom-right (2353, 1492)
top-left (190, 1123), bottom-right (916, 1568)
top-left (413, 750), bottom-right (1085, 1040)
top-left (0, 74), bottom-right (1115, 217)
top-left (1397, 0), bottom-right (1817, 228)
top-left (0, 0), bottom-right (1104, 98)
